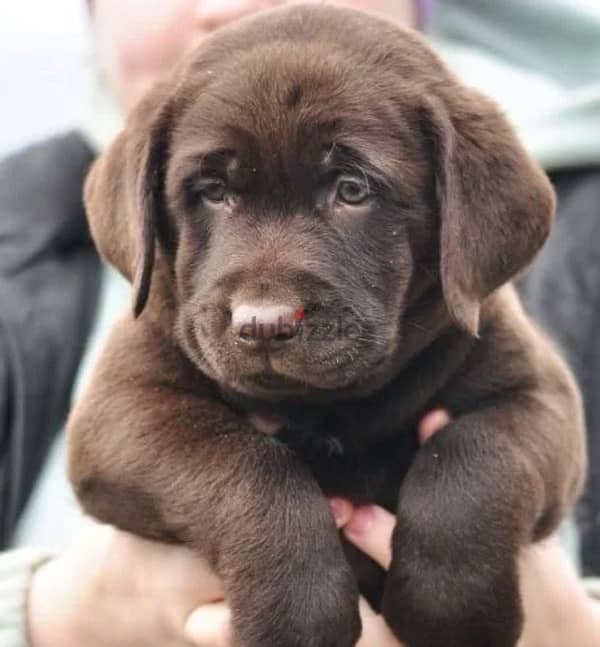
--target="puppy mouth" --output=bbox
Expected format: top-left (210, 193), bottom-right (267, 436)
top-left (233, 361), bottom-right (345, 397)
top-left (234, 352), bottom-right (387, 397)
top-left (245, 371), bottom-right (306, 390)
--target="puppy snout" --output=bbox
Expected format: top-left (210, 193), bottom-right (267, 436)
top-left (231, 303), bottom-right (301, 347)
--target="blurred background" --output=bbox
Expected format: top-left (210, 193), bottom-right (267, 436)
top-left (0, 0), bottom-right (89, 156)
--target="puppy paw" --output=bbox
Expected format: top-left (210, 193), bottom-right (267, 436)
top-left (230, 560), bottom-right (361, 647)
top-left (381, 553), bottom-right (523, 647)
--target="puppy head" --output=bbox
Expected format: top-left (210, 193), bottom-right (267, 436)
top-left (85, 4), bottom-right (554, 400)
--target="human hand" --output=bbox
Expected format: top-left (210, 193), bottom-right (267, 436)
top-left (28, 517), bottom-right (223, 647)
top-left (518, 537), bottom-right (600, 647)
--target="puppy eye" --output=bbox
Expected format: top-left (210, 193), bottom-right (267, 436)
top-left (336, 175), bottom-right (370, 205)
top-left (199, 179), bottom-right (226, 203)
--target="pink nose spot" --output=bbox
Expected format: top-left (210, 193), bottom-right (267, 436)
top-left (231, 303), bottom-right (298, 343)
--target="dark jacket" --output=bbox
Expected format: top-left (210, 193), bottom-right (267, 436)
top-left (0, 132), bottom-right (100, 546)
top-left (520, 168), bottom-right (600, 575)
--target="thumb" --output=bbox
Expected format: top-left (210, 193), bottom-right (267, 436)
top-left (343, 505), bottom-right (396, 570)
top-left (184, 602), bottom-right (231, 647)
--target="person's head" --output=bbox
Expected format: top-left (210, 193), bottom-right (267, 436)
top-left (89, 0), bottom-right (414, 110)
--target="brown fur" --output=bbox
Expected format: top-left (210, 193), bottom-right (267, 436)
top-left (67, 5), bottom-right (585, 647)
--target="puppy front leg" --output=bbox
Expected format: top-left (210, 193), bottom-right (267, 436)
top-left (381, 392), bottom-right (584, 647)
top-left (67, 316), bottom-right (361, 647)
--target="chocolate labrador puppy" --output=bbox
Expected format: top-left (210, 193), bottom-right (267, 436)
top-left (67, 4), bottom-right (585, 647)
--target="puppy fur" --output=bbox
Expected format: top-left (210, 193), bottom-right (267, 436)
top-left (67, 5), bottom-right (586, 647)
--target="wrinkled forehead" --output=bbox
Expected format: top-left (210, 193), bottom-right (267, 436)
top-left (168, 45), bottom-right (428, 195)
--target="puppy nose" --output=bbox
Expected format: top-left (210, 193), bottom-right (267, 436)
top-left (231, 303), bottom-right (299, 345)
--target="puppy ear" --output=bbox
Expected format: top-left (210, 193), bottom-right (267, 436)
top-left (423, 89), bottom-right (555, 335)
top-left (84, 82), bottom-right (172, 317)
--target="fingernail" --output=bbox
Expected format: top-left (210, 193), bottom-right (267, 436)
top-left (419, 409), bottom-right (451, 444)
top-left (435, 409), bottom-right (451, 426)
top-left (328, 497), bottom-right (352, 528)
top-left (345, 505), bottom-right (377, 537)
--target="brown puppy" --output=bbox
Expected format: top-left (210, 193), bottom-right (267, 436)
top-left (67, 5), bottom-right (586, 647)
